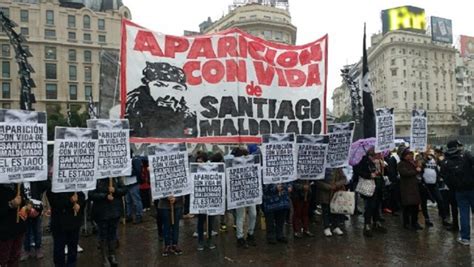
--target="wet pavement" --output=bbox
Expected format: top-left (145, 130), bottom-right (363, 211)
top-left (20, 208), bottom-right (474, 267)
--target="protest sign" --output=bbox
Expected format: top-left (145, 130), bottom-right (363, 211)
top-left (325, 122), bottom-right (355, 168)
top-left (261, 133), bottom-right (297, 184)
top-left (375, 108), bottom-right (395, 153)
top-left (190, 163), bottom-right (226, 215)
top-left (225, 154), bottom-right (262, 210)
top-left (87, 119), bottom-right (131, 179)
top-left (296, 135), bottom-right (329, 180)
top-left (148, 143), bottom-right (190, 199)
top-left (120, 20), bottom-right (328, 144)
top-left (0, 109), bottom-right (47, 184)
top-left (52, 127), bottom-right (99, 193)
top-left (410, 109), bottom-right (427, 151)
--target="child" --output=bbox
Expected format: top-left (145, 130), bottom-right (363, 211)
top-left (263, 183), bottom-right (292, 244)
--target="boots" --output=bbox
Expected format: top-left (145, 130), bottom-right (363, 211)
top-left (108, 241), bottom-right (118, 267)
top-left (99, 240), bottom-right (110, 267)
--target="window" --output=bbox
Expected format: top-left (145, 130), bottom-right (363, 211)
top-left (45, 63), bottom-right (57, 79)
top-left (85, 85), bottom-right (92, 100)
top-left (263, 31), bottom-right (271, 39)
top-left (2, 61), bottom-right (9, 78)
top-left (2, 82), bottom-right (10, 98)
top-left (392, 91), bottom-right (398, 99)
top-left (426, 92), bottom-right (430, 101)
top-left (68, 49), bottom-right (76, 61)
top-left (403, 59), bottom-right (406, 66)
top-left (403, 70), bottom-right (406, 78)
top-left (46, 84), bottom-right (57, 99)
top-left (68, 15), bottom-right (76, 28)
top-left (427, 103), bottom-right (430, 110)
top-left (274, 31), bottom-right (282, 40)
top-left (68, 32), bottom-right (76, 40)
top-left (45, 46), bottom-right (56, 60)
top-left (263, 15), bottom-right (271, 20)
top-left (83, 33), bottom-right (91, 42)
top-left (20, 10), bottom-right (28, 22)
top-left (98, 35), bottom-right (106, 43)
top-left (45, 29), bottom-right (56, 38)
top-left (84, 66), bottom-right (92, 82)
top-left (98, 19), bottom-right (105, 30)
top-left (20, 27), bottom-right (29, 36)
top-left (1, 44), bottom-right (10, 57)
top-left (391, 69), bottom-right (397, 76)
top-left (84, 50), bottom-right (92, 62)
top-left (2, 103), bottom-right (10, 109)
top-left (46, 10), bottom-right (54, 25)
top-left (413, 91), bottom-right (416, 101)
top-left (69, 65), bottom-right (77, 81)
top-left (83, 15), bottom-right (90, 29)
top-left (69, 84), bottom-right (77, 100)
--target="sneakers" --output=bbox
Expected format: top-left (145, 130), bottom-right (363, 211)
top-left (192, 232), bottom-right (198, 238)
top-left (457, 238), bottom-right (470, 246)
top-left (207, 240), bottom-right (216, 250)
top-left (20, 251), bottom-right (31, 262)
top-left (247, 234), bottom-right (257, 247)
top-left (211, 230), bottom-right (218, 236)
top-left (35, 248), bottom-right (44, 259)
top-left (294, 232), bottom-right (303, 239)
top-left (172, 245), bottom-right (183, 255)
top-left (304, 231), bottom-right (315, 237)
top-left (237, 238), bottom-right (248, 248)
top-left (77, 245), bottom-right (84, 253)
top-left (324, 228), bottom-right (332, 237)
top-left (363, 225), bottom-right (373, 237)
top-left (220, 224), bottom-right (227, 232)
top-left (197, 242), bottom-right (205, 251)
top-left (333, 227), bottom-right (344, 236)
top-left (162, 246), bottom-right (171, 257)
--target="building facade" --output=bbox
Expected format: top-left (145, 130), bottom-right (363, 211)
top-left (455, 53), bottom-right (474, 115)
top-left (333, 30), bottom-right (460, 137)
top-left (0, 0), bottom-right (130, 114)
top-left (331, 83), bottom-right (351, 118)
top-left (200, 3), bottom-right (297, 45)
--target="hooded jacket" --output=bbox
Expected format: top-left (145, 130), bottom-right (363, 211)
top-left (441, 149), bottom-right (474, 192)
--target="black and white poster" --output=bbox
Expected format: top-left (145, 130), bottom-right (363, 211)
top-left (261, 133), bottom-right (297, 185)
top-left (410, 109), bottom-right (427, 152)
top-left (375, 108), bottom-right (395, 153)
top-left (87, 119), bottom-right (131, 179)
top-left (190, 163), bottom-right (226, 215)
top-left (325, 122), bottom-right (355, 168)
top-left (225, 155), bottom-right (262, 210)
top-left (0, 109), bottom-right (47, 184)
top-left (148, 143), bottom-right (190, 199)
top-left (52, 127), bottom-right (99, 193)
top-left (296, 135), bottom-right (329, 180)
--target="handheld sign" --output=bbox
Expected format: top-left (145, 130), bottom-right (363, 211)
top-left (375, 108), bottom-right (395, 153)
top-left (148, 143), bottom-right (191, 199)
top-left (0, 109), bottom-right (48, 184)
top-left (410, 109), bottom-right (427, 152)
top-left (325, 122), bottom-right (355, 168)
top-left (225, 154), bottom-right (262, 210)
top-left (52, 127), bottom-right (99, 193)
top-left (190, 163), bottom-right (225, 215)
top-left (296, 135), bottom-right (329, 180)
top-left (262, 133), bottom-right (297, 184)
top-left (87, 119), bottom-right (131, 179)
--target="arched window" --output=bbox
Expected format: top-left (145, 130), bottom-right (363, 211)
top-left (83, 15), bottom-right (90, 29)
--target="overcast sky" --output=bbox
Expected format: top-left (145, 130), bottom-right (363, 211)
top-left (122, 0), bottom-right (474, 111)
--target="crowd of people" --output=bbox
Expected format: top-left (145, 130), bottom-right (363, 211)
top-left (0, 140), bottom-right (473, 267)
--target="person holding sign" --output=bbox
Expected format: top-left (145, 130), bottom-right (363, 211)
top-left (263, 183), bottom-right (292, 244)
top-left (46, 190), bottom-right (86, 267)
top-left (157, 195), bottom-right (184, 256)
top-left (0, 184), bottom-right (29, 267)
top-left (291, 179), bottom-right (314, 238)
top-left (89, 178), bottom-right (127, 267)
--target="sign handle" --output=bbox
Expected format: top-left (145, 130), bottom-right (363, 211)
top-left (16, 183), bottom-right (21, 223)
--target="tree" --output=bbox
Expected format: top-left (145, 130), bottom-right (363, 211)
top-left (47, 104), bottom-right (89, 140)
top-left (334, 113), bottom-right (353, 123)
top-left (460, 105), bottom-right (474, 135)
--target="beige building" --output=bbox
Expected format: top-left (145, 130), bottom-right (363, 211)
top-left (331, 83), bottom-right (351, 118)
top-left (0, 0), bottom-right (130, 114)
top-left (200, 3), bottom-right (297, 45)
top-left (333, 30), bottom-right (460, 137)
top-left (455, 53), bottom-right (474, 115)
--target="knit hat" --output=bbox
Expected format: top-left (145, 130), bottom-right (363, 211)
top-left (447, 140), bottom-right (462, 149)
top-left (401, 147), bottom-right (413, 158)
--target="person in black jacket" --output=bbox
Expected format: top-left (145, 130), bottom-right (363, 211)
top-left (89, 178), bottom-right (127, 267)
top-left (47, 190), bottom-right (86, 267)
top-left (0, 184), bottom-right (29, 267)
top-left (441, 140), bottom-right (474, 246)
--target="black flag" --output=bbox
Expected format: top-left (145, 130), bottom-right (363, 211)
top-left (362, 23), bottom-right (376, 138)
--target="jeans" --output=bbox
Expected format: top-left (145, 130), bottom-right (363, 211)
top-left (236, 206), bottom-right (257, 239)
top-left (97, 218), bottom-right (120, 242)
top-left (140, 189), bottom-right (151, 209)
top-left (364, 185), bottom-right (382, 225)
top-left (52, 229), bottom-right (80, 267)
top-left (197, 214), bottom-right (214, 242)
top-left (265, 209), bottom-right (288, 241)
top-left (321, 203), bottom-right (344, 229)
top-left (126, 183), bottom-right (143, 218)
top-left (402, 205), bottom-right (419, 227)
top-left (420, 184), bottom-right (447, 221)
top-left (456, 190), bottom-right (474, 240)
top-left (0, 233), bottom-right (24, 267)
top-left (292, 200), bottom-right (309, 232)
top-left (24, 216), bottom-right (42, 251)
top-left (160, 207), bottom-right (183, 246)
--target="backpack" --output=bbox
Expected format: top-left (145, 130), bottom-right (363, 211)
top-left (443, 152), bottom-right (474, 191)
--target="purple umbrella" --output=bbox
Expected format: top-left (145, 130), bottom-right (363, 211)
top-left (349, 138), bottom-right (389, 166)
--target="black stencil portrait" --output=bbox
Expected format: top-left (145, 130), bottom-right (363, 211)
top-left (0, 109), bottom-right (45, 123)
top-left (125, 61), bottom-right (197, 138)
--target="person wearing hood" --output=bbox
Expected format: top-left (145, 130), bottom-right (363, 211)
top-left (436, 147), bottom-right (459, 232)
top-left (441, 140), bottom-right (474, 246)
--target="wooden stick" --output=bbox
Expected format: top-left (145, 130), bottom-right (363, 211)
top-left (121, 177), bottom-right (126, 225)
top-left (73, 192), bottom-right (78, 216)
top-left (170, 201), bottom-right (175, 225)
top-left (16, 183), bottom-right (20, 223)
